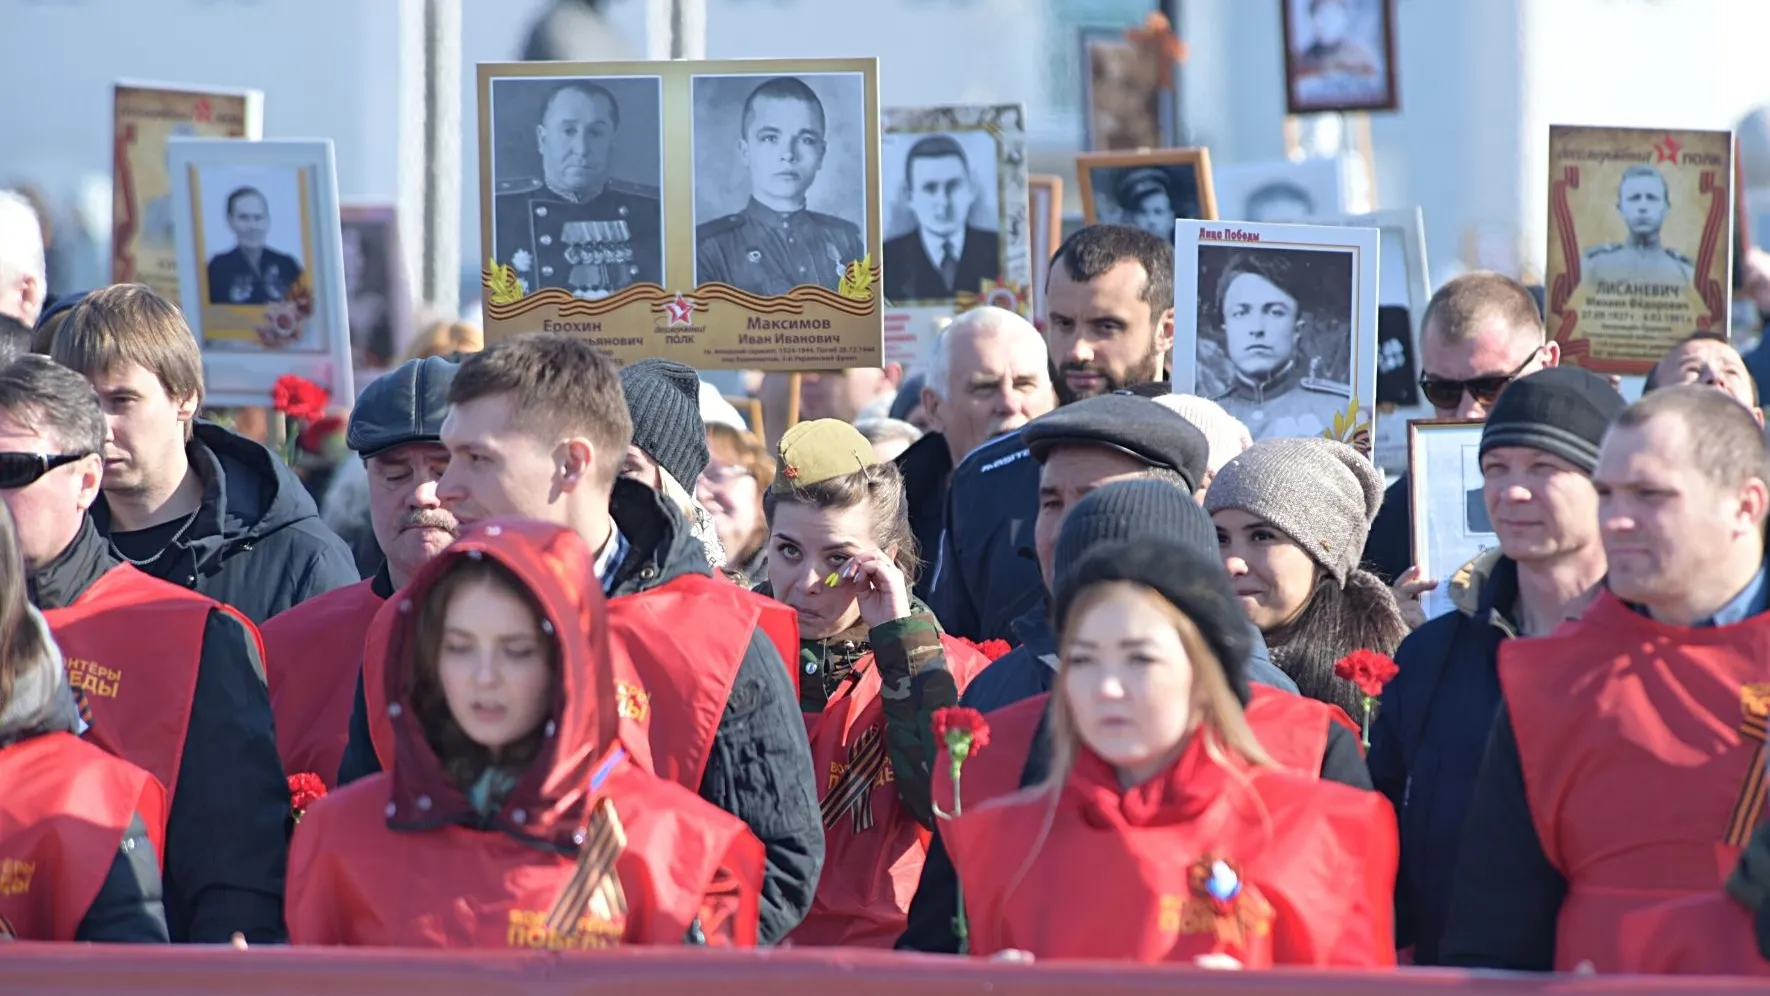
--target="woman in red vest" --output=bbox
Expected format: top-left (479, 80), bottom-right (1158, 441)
top-left (761, 419), bottom-right (989, 947)
top-left (0, 502), bottom-right (168, 942)
top-left (943, 538), bottom-right (1396, 967)
top-left (286, 519), bottom-right (765, 948)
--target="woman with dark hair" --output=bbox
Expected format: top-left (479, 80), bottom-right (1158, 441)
top-left (943, 538), bottom-right (1395, 966)
top-left (0, 502), bottom-right (169, 942)
top-left (286, 519), bottom-right (765, 948)
top-left (760, 419), bottom-right (990, 947)
top-left (1207, 436), bottom-right (1408, 717)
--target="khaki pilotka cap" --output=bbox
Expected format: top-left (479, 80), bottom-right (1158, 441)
top-left (771, 419), bottom-right (879, 493)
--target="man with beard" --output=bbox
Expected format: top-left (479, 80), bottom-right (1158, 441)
top-left (262, 355), bottom-right (459, 786)
top-left (927, 223), bottom-right (1173, 640)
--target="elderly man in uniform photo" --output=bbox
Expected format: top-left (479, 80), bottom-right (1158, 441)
top-left (492, 81), bottom-right (661, 298)
top-left (696, 76), bottom-right (864, 296)
top-left (206, 186), bottom-right (304, 305)
top-left (1206, 250), bottom-right (1350, 440)
top-left (1114, 167), bottom-right (1181, 240)
top-left (1583, 165), bottom-right (1695, 289)
top-left (882, 135), bottom-right (999, 302)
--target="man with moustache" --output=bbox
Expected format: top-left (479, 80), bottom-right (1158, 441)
top-left (1441, 386), bottom-right (1770, 973)
top-left (1367, 367), bottom-right (1622, 965)
top-left (264, 355), bottom-right (459, 787)
top-left (896, 307), bottom-right (1054, 594)
top-left (492, 81), bottom-right (661, 297)
top-left (696, 76), bottom-right (864, 296)
top-left (927, 223), bottom-right (1174, 641)
top-left (1644, 329), bottom-right (1763, 424)
top-left (882, 135), bottom-right (1000, 301)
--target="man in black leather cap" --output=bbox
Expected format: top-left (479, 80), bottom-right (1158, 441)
top-left (258, 355), bottom-right (461, 788)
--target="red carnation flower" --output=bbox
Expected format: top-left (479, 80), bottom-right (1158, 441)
top-left (958, 637), bottom-right (1013, 662)
top-left (1334, 649), bottom-right (1400, 700)
top-left (288, 772), bottom-right (327, 818)
top-left (932, 706), bottom-right (991, 754)
top-left (272, 374), bottom-right (329, 424)
top-left (297, 414), bottom-right (346, 455)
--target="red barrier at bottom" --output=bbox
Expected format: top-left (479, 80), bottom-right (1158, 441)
top-left (0, 944), bottom-right (1768, 995)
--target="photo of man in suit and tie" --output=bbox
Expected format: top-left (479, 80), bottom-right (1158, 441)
top-left (882, 133), bottom-right (1000, 303)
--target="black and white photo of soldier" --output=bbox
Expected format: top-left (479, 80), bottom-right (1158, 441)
top-left (207, 185), bottom-right (304, 305)
top-left (1582, 164), bottom-right (1696, 289)
top-left (1242, 180), bottom-right (1318, 223)
top-left (1086, 164), bottom-right (1204, 241)
top-left (693, 74), bottom-right (867, 296)
top-left (1286, 0), bottom-right (1393, 111)
top-left (489, 75), bottom-right (664, 299)
top-left (1196, 245), bottom-right (1354, 441)
top-left (882, 133), bottom-right (1000, 302)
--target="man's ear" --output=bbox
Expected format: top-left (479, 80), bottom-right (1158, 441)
top-left (559, 437), bottom-right (595, 492)
top-left (919, 385), bottom-right (945, 434)
top-left (1156, 306), bottom-right (1176, 355)
top-left (174, 392), bottom-right (200, 424)
top-left (1542, 340), bottom-right (1562, 368)
top-left (75, 452), bottom-right (103, 511)
top-left (882, 362), bottom-right (904, 390)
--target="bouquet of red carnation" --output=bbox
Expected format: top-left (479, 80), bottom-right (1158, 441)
top-left (271, 375), bottom-right (330, 468)
top-left (931, 706), bottom-right (991, 953)
top-left (289, 772), bottom-right (327, 822)
top-left (1333, 649), bottom-right (1400, 748)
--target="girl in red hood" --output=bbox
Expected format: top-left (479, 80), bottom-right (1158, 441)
top-left (286, 519), bottom-right (765, 948)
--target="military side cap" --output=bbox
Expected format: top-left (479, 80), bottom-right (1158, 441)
top-left (1117, 167), bottom-right (1171, 205)
top-left (348, 355), bottom-right (460, 459)
top-left (773, 418), bottom-right (877, 493)
top-left (1021, 393), bottom-right (1209, 493)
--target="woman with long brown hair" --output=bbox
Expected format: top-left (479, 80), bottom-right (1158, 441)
top-left (286, 519), bottom-right (764, 948)
top-left (0, 501), bottom-right (168, 941)
top-left (942, 538), bottom-right (1396, 967)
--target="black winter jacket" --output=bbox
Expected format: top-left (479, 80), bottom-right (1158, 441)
top-left (91, 420), bottom-right (359, 625)
top-left (29, 518), bottom-right (289, 943)
top-left (894, 430), bottom-right (952, 604)
top-left (336, 481), bottom-right (822, 944)
top-left (1367, 549), bottom-right (1515, 963)
top-left (1361, 472), bottom-right (1413, 584)
top-left (924, 431), bottom-right (1043, 642)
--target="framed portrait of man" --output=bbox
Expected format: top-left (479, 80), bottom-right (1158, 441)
top-left (1213, 157), bottom-right (1350, 224)
top-left (167, 137), bottom-right (352, 407)
top-left (339, 203), bottom-right (413, 372)
top-left (1078, 148), bottom-right (1218, 241)
top-left (879, 104), bottom-right (1028, 312)
top-left (1029, 174), bottom-right (1063, 330)
top-left (112, 82), bottom-right (263, 303)
top-left (1172, 218), bottom-right (1380, 451)
top-left (1408, 419), bottom-right (1498, 620)
top-left (1079, 26), bottom-right (1176, 153)
top-left (1280, 0), bottom-right (1399, 116)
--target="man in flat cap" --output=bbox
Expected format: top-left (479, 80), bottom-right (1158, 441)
top-left (493, 81), bottom-right (662, 299)
top-left (1115, 167), bottom-right (1189, 241)
top-left (269, 354), bottom-right (461, 786)
top-left (697, 76), bottom-right (865, 296)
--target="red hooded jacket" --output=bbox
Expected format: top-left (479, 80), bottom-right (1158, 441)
top-left (286, 520), bottom-right (764, 948)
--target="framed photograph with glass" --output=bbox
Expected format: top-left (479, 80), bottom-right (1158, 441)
top-left (167, 137), bottom-right (352, 407)
top-left (1408, 418), bottom-right (1498, 620)
top-left (1029, 174), bottom-right (1062, 329)
top-left (1280, 0), bottom-right (1400, 115)
top-left (1078, 147), bottom-right (1218, 242)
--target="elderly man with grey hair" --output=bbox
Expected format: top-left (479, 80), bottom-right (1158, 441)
top-left (0, 190), bottom-right (47, 328)
top-left (896, 306), bottom-right (1056, 597)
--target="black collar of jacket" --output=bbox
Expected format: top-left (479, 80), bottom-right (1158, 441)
top-left (605, 477), bottom-right (709, 596)
top-left (27, 516), bottom-right (121, 610)
top-left (1010, 595), bottom-right (1058, 661)
top-left (370, 560), bottom-right (396, 599)
top-left (896, 430), bottom-right (953, 494)
top-left (1476, 555), bottom-right (1523, 639)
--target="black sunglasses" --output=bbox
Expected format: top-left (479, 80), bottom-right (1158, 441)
top-left (0, 452), bottom-right (91, 490)
top-left (1417, 347), bottom-right (1542, 411)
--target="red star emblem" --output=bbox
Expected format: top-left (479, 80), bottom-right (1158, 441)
top-left (664, 294), bottom-right (694, 326)
top-left (193, 97), bottom-right (213, 124)
top-left (1653, 134), bottom-right (1682, 164)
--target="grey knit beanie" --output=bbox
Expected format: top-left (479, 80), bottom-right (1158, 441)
top-left (1203, 436), bottom-right (1383, 586)
top-left (620, 358), bottom-right (710, 488)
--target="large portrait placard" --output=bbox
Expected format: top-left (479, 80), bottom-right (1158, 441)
top-left (111, 81), bottom-right (263, 302)
top-left (477, 58), bottom-right (883, 371)
top-left (168, 138), bottom-right (353, 407)
top-left (1172, 219), bottom-right (1380, 452)
top-left (1545, 125), bottom-right (1734, 374)
top-left (881, 104), bottom-right (1028, 316)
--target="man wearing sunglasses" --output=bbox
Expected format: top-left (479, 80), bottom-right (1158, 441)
top-left (0, 355), bottom-right (289, 944)
top-left (1361, 272), bottom-right (1557, 598)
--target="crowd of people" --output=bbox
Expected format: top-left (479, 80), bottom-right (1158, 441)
top-left (2, 202), bottom-right (1769, 977)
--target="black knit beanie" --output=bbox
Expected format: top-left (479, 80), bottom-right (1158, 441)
top-left (620, 358), bottom-right (710, 487)
top-left (1052, 538), bottom-right (1253, 704)
top-left (1479, 366), bottom-right (1625, 474)
top-left (1053, 478), bottom-right (1217, 577)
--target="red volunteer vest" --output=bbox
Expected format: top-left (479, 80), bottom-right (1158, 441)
top-left (1614, 888), bottom-right (1770, 975)
top-left (933, 686), bottom-right (1353, 815)
top-left (285, 759), bottom-right (765, 948)
top-left (1502, 591), bottom-right (1770, 972)
top-left (943, 737), bottom-right (1397, 967)
top-left (365, 574), bottom-right (795, 791)
top-left (41, 565), bottom-right (220, 796)
top-left (0, 732), bottom-right (168, 940)
top-left (789, 635), bottom-right (989, 949)
top-left (262, 580), bottom-right (383, 787)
